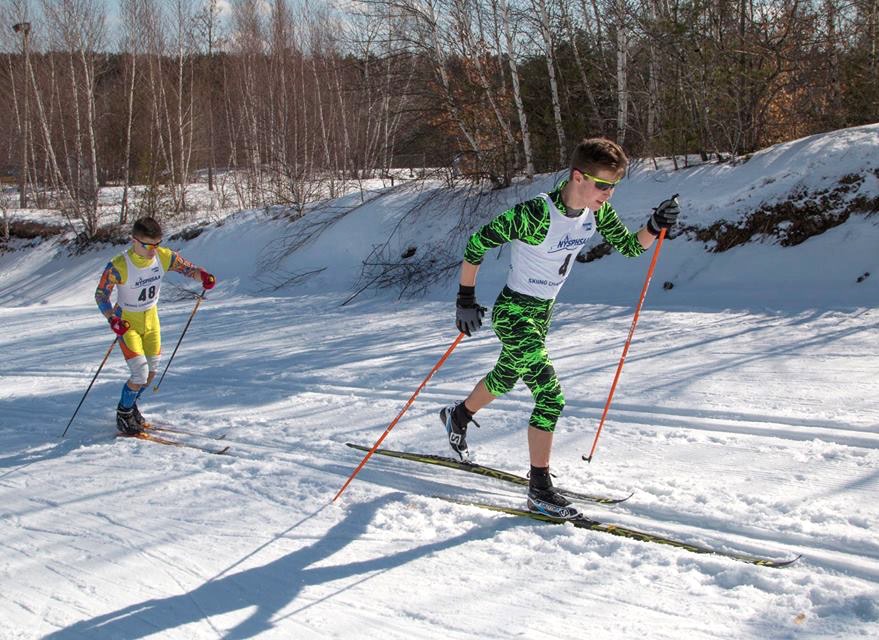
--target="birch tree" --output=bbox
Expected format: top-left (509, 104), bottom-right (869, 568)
top-left (229, 0), bottom-right (266, 206)
top-left (42, 0), bottom-right (106, 236)
top-left (119, 0), bottom-right (144, 223)
top-left (425, 0), bottom-right (481, 158)
top-left (560, 0), bottom-right (601, 135)
top-left (613, 0), bottom-right (629, 145)
top-left (170, 0), bottom-right (196, 213)
top-left (528, 0), bottom-right (566, 164)
top-left (498, 0), bottom-right (534, 176)
top-left (450, 0), bottom-right (518, 173)
top-left (4, 0), bottom-right (32, 208)
top-left (194, 0), bottom-right (223, 192)
top-left (643, 0), bottom-right (660, 152)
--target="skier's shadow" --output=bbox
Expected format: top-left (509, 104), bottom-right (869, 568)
top-left (47, 492), bottom-right (511, 639)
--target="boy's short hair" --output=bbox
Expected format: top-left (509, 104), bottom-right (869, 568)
top-left (569, 138), bottom-right (629, 179)
top-left (132, 217), bottom-right (162, 240)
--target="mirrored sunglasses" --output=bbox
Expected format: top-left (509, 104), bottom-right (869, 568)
top-left (133, 237), bottom-right (161, 250)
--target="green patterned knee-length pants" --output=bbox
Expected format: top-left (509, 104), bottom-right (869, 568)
top-left (484, 287), bottom-right (565, 431)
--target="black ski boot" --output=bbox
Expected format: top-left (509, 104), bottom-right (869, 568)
top-left (527, 467), bottom-right (581, 519)
top-left (131, 403), bottom-right (148, 429)
top-left (439, 402), bottom-right (480, 462)
top-left (116, 404), bottom-right (143, 436)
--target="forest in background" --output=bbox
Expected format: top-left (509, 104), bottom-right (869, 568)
top-left (1, 0), bottom-right (877, 239)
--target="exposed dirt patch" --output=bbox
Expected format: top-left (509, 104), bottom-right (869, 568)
top-left (5, 219), bottom-right (66, 240)
top-left (676, 172), bottom-right (878, 253)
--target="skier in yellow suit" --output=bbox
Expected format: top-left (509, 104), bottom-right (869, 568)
top-left (95, 216), bottom-right (216, 434)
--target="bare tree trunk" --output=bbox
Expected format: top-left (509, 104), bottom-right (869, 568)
top-left (644, 0), bottom-right (660, 155)
top-left (499, 0), bottom-right (534, 177)
top-left (207, 13), bottom-right (216, 193)
top-left (172, 0), bottom-right (194, 213)
top-left (220, 55), bottom-right (245, 208)
top-left (65, 51), bottom-right (84, 208)
top-left (426, 0), bottom-right (481, 157)
top-left (196, 0), bottom-right (221, 192)
top-left (483, 0), bottom-right (519, 170)
top-left (6, 24), bottom-right (29, 209)
top-left (452, 0), bottom-right (517, 168)
top-left (146, 51), bottom-right (168, 186)
top-left (872, 0), bottom-right (879, 75)
top-left (379, 65), bottom-right (390, 180)
top-left (330, 52), bottom-right (351, 182)
top-left (615, 0), bottom-right (629, 145)
top-left (27, 50), bottom-right (71, 208)
top-left (583, 0), bottom-right (604, 44)
top-left (47, 55), bottom-right (70, 203)
top-left (823, 0), bottom-right (841, 126)
top-left (734, 0), bottom-right (749, 153)
top-left (80, 47), bottom-right (101, 229)
top-left (561, 2), bottom-right (601, 134)
top-left (1, 196), bottom-right (8, 241)
top-left (119, 0), bottom-right (141, 223)
top-left (40, 0), bottom-right (105, 235)
top-left (270, 0), bottom-right (292, 189)
top-left (361, 24), bottom-right (387, 183)
top-left (231, 0), bottom-right (267, 207)
top-left (311, 56), bottom-right (332, 170)
top-left (121, 53), bottom-right (136, 224)
top-left (159, 57), bottom-right (179, 209)
top-left (16, 24), bottom-right (30, 208)
top-left (530, 0), bottom-right (566, 164)
top-left (143, 0), bottom-right (177, 207)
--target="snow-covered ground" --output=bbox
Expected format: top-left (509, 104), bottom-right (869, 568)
top-left (1, 125), bottom-right (878, 639)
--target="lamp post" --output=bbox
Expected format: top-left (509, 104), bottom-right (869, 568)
top-left (13, 22), bottom-right (31, 209)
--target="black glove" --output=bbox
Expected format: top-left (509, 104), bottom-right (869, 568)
top-left (455, 285), bottom-right (486, 337)
top-left (647, 195), bottom-right (680, 236)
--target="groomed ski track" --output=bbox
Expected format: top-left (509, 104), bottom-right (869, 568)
top-left (3, 293), bottom-right (876, 639)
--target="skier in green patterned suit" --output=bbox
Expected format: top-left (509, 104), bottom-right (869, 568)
top-left (440, 138), bottom-right (680, 519)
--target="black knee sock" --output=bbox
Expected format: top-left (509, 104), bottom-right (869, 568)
top-left (530, 465), bottom-right (551, 490)
top-left (453, 402), bottom-right (473, 426)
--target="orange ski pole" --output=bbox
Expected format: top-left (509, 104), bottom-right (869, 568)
top-left (583, 222), bottom-right (670, 463)
top-left (334, 332), bottom-right (465, 501)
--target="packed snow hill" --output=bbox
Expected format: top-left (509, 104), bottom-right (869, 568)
top-left (1, 125), bottom-right (878, 639)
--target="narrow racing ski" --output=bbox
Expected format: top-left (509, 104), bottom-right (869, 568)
top-left (144, 422), bottom-right (228, 440)
top-left (345, 442), bottom-right (630, 505)
top-left (119, 430), bottom-right (230, 455)
top-left (437, 495), bottom-right (801, 568)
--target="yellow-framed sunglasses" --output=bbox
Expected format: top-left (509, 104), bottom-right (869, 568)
top-left (575, 169), bottom-right (621, 191)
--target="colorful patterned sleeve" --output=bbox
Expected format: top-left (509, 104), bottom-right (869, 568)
top-left (95, 261), bottom-right (122, 317)
top-left (595, 204), bottom-right (646, 258)
top-left (463, 197), bottom-right (550, 264)
top-left (162, 247), bottom-right (201, 280)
